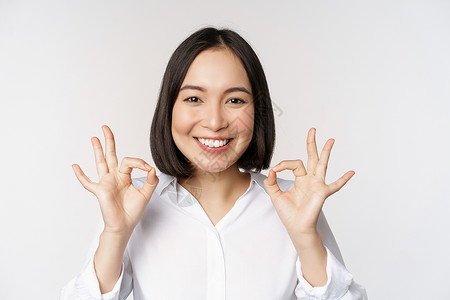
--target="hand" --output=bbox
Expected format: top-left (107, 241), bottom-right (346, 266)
top-left (263, 128), bottom-right (355, 236)
top-left (72, 125), bottom-right (159, 236)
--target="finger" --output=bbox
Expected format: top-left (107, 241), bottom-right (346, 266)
top-left (328, 170), bottom-right (355, 195)
top-left (102, 125), bottom-right (119, 170)
top-left (91, 137), bottom-right (108, 179)
top-left (72, 164), bottom-right (97, 194)
top-left (263, 169), bottom-right (283, 200)
top-left (138, 167), bottom-right (159, 200)
top-left (307, 128), bottom-right (319, 174)
top-left (272, 159), bottom-right (307, 177)
top-left (119, 157), bottom-right (152, 176)
top-left (316, 138), bottom-right (335, 179)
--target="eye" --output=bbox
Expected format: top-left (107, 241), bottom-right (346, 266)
top-left (227, 98), bottom-right (245, 104)
top-left (184, 97), bottom-right (202, 103)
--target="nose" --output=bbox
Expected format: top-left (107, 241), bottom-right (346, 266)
top-left (202, 101), bottom-right (229, 132)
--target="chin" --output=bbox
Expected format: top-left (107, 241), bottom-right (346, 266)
top-left (196, 162), bottom-right (235, 175)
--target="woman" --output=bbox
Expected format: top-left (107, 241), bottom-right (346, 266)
top-left (61, 27), bottom-right (367, 299)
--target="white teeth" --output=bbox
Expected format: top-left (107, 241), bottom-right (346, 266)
top-left (197, 138), bottom-right (230, 148)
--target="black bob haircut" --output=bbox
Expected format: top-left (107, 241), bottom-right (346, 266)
top-left (150, 26), bottom-right (276, 179)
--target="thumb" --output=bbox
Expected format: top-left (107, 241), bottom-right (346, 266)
top-left (263, 169), bottom-right (282, 201)
top-left (139, 167), bottom-right (159, 200)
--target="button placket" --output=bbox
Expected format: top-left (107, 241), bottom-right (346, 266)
top-left (206, 227), bottom-right (226, 300)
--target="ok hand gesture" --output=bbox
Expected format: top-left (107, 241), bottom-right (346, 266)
top-left (72, 125), bottom-right (159, 236)
top-left (264, 128), bottom-right (355, 236)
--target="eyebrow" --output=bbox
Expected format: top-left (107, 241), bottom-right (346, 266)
top-left (179, 85), bottom-right (252, 96)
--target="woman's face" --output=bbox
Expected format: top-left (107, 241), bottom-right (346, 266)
top-left (171, 47), bottom-right (255, 175)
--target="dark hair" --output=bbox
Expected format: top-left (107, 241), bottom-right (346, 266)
top-left (150, 26), bottom-right (275, 179)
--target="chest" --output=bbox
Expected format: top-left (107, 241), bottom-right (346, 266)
top-left (128, 197), bottom-right (299, 300)
top-left (198, 201), bottom-right (236, 226)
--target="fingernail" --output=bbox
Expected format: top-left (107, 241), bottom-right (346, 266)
top-left (145, 164), bottom-right (152, 170)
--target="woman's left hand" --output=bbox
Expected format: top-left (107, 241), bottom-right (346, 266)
top-left (264, 128), bottom-right (355, 236)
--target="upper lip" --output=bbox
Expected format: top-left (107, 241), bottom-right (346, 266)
top-left (195, 136), bottom-right (232, 140)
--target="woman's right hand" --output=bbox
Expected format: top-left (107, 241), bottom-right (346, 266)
top-left (72, 125), bottom-right (159, 237)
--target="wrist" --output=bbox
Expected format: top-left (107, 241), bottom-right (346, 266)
top-left (290, 230), bottom-right (324, 252)
top-left (100, 228), bottom-right (132, 248)
top-left (103, 224), bottom-right (134, 237)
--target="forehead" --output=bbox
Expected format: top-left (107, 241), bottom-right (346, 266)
top-left (181, 48), bottom-right (252, 93)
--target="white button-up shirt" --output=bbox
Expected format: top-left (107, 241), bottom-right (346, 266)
top-left (61, 171), bottom-right (367, 299)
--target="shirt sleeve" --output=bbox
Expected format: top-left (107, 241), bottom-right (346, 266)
top-left (294, 211), bottom-right (368, 300)
top-left (60, 219), bottom-right (133, 300)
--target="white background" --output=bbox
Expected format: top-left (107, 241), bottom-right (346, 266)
top-left (1, 1), bottom-right (449, 299)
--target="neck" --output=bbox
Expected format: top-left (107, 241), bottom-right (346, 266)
top-left (177, 164), bottom-right (251, 205)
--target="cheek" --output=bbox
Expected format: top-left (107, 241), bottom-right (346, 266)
top-left (237, 107), bottom-right (255, 137)
top-left (172, 105), bottom-right (194, 136)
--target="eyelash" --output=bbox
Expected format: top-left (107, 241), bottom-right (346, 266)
top-left (184, 97), bottom-right (246, 104)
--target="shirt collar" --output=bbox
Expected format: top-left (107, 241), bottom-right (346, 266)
top-left (157, 171), bottom-right (267, 198)
top-left (156, 172), bottom-right (177, 197)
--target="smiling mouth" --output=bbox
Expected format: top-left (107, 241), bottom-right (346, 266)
top-left (194, 137), bottom-right (232, 148)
